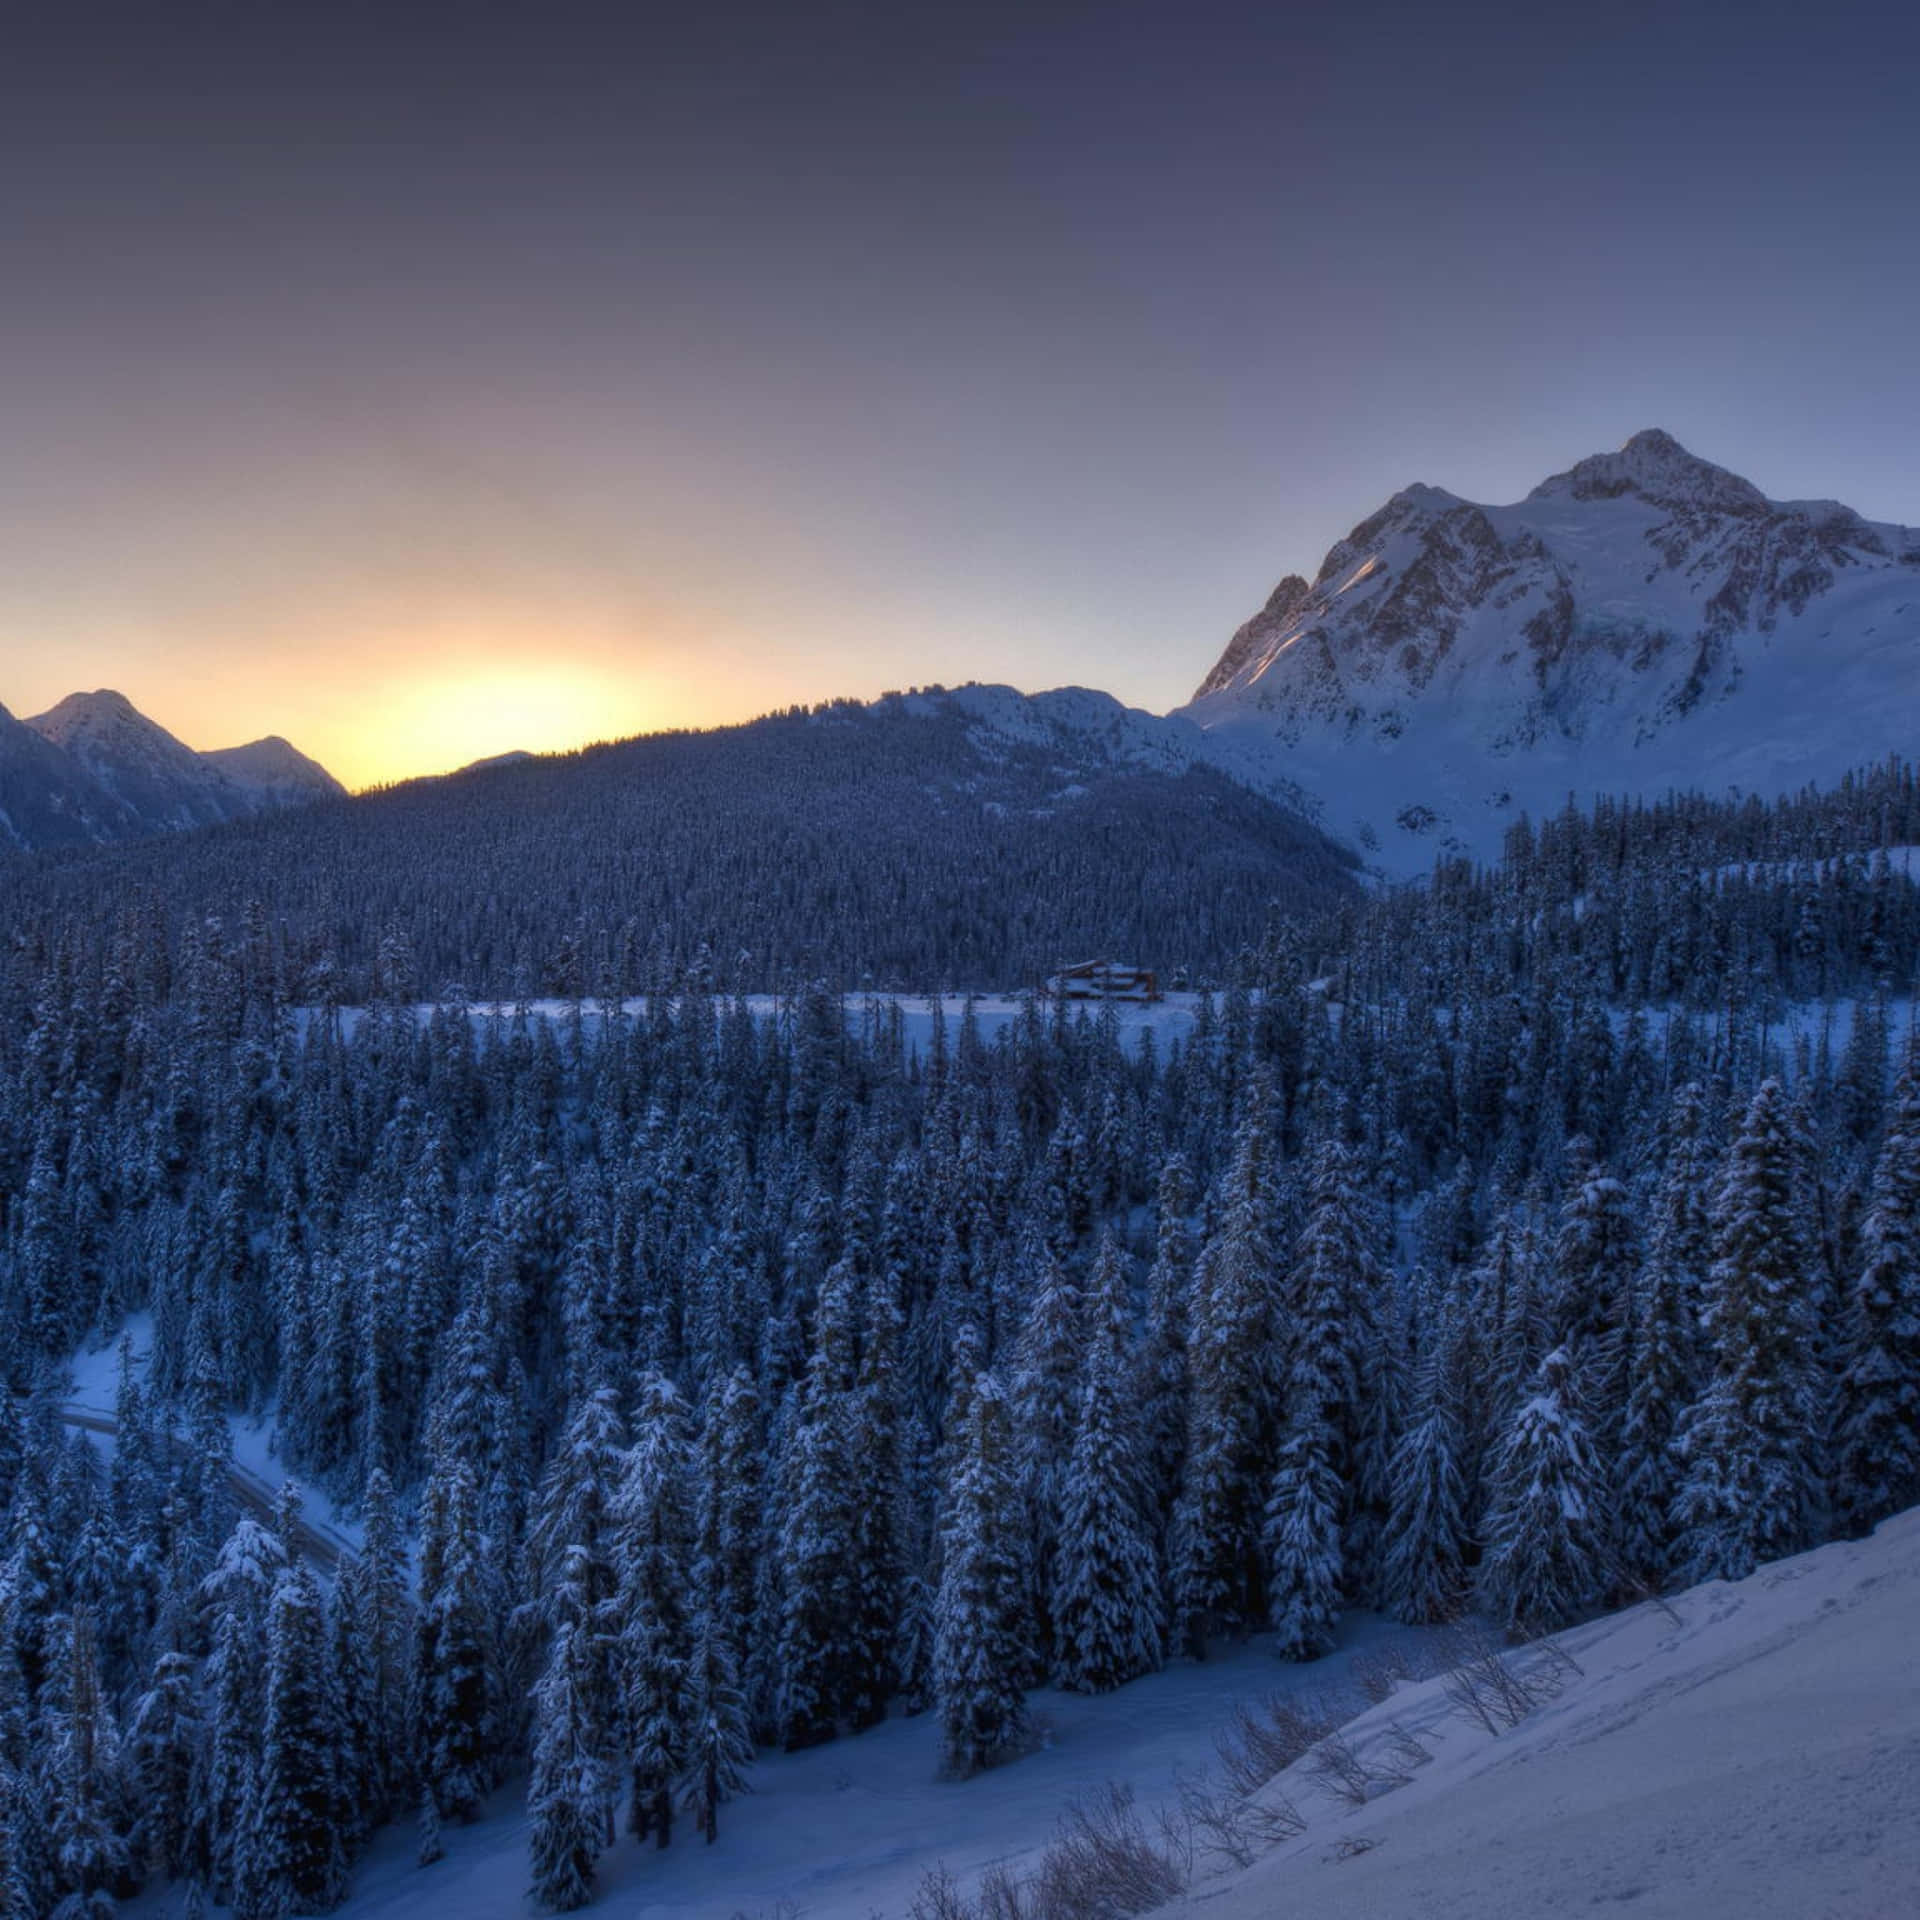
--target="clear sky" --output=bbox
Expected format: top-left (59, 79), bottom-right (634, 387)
top-left (4, 0), bottom-right (1918, 787)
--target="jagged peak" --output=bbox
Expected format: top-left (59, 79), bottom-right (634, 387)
top-left (1259, 574), bottom-right (1311, 618)
top-left (1526, 428), bottom-right (1768, 514)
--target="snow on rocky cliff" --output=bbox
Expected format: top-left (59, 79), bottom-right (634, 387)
top-left (1183, 430), bottom-right (1920, 873)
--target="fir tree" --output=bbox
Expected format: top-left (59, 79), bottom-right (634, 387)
top-left (677, 1605), bottom-right (755, 1844)
top-left (245, 1562), bottom-right (347, 1918)
top-left (1480, 1346), bottom-right (1608, 1633)
top-left (1833, 1055), bottom-right (1920, 1533)
top-left (618, 1373), bottom-right (694, 1849)
top-left (1378, 1356), bottom-right (1470, 1626)
top-left (1673, 1080), bottom-right (1823, 1583)
top-left (1262, 1414), bottom-right (1345, 1659)
top-left (935, 1374), bottom-right (1029, 1775)
top-left (1050, 1294), bottom-right (1161, 1693)
top-left (527, 1549), bottom-right (615, 1913)
top-left (1170, 1073), bottom-right (1282, 1651)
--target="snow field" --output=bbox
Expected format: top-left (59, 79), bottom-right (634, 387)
top-left (1168, 1508), bottom-right (1920, 1920)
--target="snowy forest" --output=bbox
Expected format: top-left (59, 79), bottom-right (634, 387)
top-left (1, 758), bottom-right (1919, 1916)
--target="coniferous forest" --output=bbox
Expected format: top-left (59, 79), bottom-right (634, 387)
top-left (1, 759), bottom-right (1918, 1914)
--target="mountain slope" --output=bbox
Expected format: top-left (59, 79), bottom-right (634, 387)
top-left (203, 733), bottom-right (347, 807)
top-left (0, 700), bottom-right (141, 851)
top-left (1183, 430), bottom-right (1920, 872)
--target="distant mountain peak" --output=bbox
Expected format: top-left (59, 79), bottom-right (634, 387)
top-left (4, 688), bottom-right (342, 849)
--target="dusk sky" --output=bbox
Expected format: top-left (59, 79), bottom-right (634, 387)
top-left (5, 0), bottom-right (1918, 786)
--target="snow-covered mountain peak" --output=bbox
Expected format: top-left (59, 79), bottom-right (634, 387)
top-left (1526, 427), bottom-right (1769, 515)
top-left (205, 734), bottom-right (347, 804)
top-left (5, 688), bottom-right (343, 847)
top-left (27, 686), bottom-right (178, 755)
top-left (1182, 435), bottom-right (1920, 872)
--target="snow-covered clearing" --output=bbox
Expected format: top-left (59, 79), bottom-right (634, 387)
top-left (320, 992), bottom-right (1211, 1057)
top-left (1172, 1509), bottom-right (1920, 1920)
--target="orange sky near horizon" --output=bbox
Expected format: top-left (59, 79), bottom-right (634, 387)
top-left (4, 598), bottom-right (914, 792)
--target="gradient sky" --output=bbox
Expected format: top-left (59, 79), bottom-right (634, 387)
top-left (4, 0), bottom-right (1918, 786)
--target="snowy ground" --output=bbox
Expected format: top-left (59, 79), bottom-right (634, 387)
top-left (131, 1616), bottom-right (1429, 1920)
top-left (1169, 1510), bottom-right (1920, 1920)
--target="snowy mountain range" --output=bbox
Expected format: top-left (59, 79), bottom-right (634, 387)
top-left (0, 689), bottom-right (343, 851)
top-left (7, 432), bottom-right (1916, 882)
top-left (1179, 429), bottom-right (1920, 871)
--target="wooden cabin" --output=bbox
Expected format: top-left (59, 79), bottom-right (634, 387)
top-left (1046, 958), bottom-right (1162, 1003)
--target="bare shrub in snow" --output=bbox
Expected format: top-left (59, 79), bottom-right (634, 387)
top-left (974, 1861), bottom-right (1030, 1920)
top-left (1026, 1782), bottom-right (1185, 1920)
top-left (1305, 1732), bottom-right (1381, 1808)
top-left (910, 1866), bottom-right (973, 1920)
top-left (1350, 1643), bottom-right (1420, 1704)
top-left (1213, 1691), bottom-right (1338, 1794)
top-left (1173, 1767), bottom-right (1260, 1872)
top-left (1439, 1621), bottom-right (1550, 1734)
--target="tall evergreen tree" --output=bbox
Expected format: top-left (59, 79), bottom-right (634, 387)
top-left (1378, 1356), bottom-right (1471, 1626)
top-left (1673, 1080), bottom-right (1823, 1583)
top-left (1480, 1346), bottom-right (1608, 1633)
top-left (243, 1562), bottom-right (347, 1919)
top-left (1050, 1279), bottom-right (1160, 1693)
top-left (1170, 1073), bottom-right (1282, 1651)
top-left (1834, 1055), bottom-right (1920, 1533)
top-left (935, 1374), bottom-right (1029, 1776)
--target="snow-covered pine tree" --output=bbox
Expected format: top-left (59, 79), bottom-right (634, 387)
top-left (1834, 1050), bottom-right (1920, 1533)
top-left (354, 1466), bottom-right (418, 1826)
top-left (1010, 1241), bottom-right (1083, 1676)
top-left (1549, 1143), bottom-right (1640, 1440)
top-left (1134, 1154), bottom-right (1195, 1517)
top-left (414, 1455), bottom-right (501, 1828)
top-left (242, 1561), bottom-right (347, 1919)
top-left (1378, 1354), bottom-right (1471, 1625)
top-left (1050, 1256), bottom-right (1160, 1692)
top-left (1276, 1142), bottom-right (1385, 1606)
top-left (1262, 1413), bottom-right (1344, 1659)
top-left (126, 1646), bottom-right (201, 1883)
top-left (1479, 1345), bottom-right (1608, 1633)
top-left (1673, 1078), bottom-right (1823, 1583)
top-left (527, 1547), bottom-right (617, 1912)
top-left (618, 1372), bottom-right (694, 1848)
top-left (677, 1602), bottom-right (754, 1844)
top-left (199, 1514), bottom-right (286, 1903)
top-left (44, 1609), bottom-right (128, 1920)
top-left (1170, 1071), bottom-right (1283, 1652)
top-left (773, 1365), bottom-right (854, 1751)
top-left (1614, 1237), bottom-right (1697, 1592)
top-left (934, 1372), bottom-right (1029, 1775)
top-left (843, 1274), bottom-right (904, 1731)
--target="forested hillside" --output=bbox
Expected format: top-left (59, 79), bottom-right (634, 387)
top-left (0, 761), bottom-right (1917, 1916)
top-left (0, 692), bottom-right (1358, 998)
